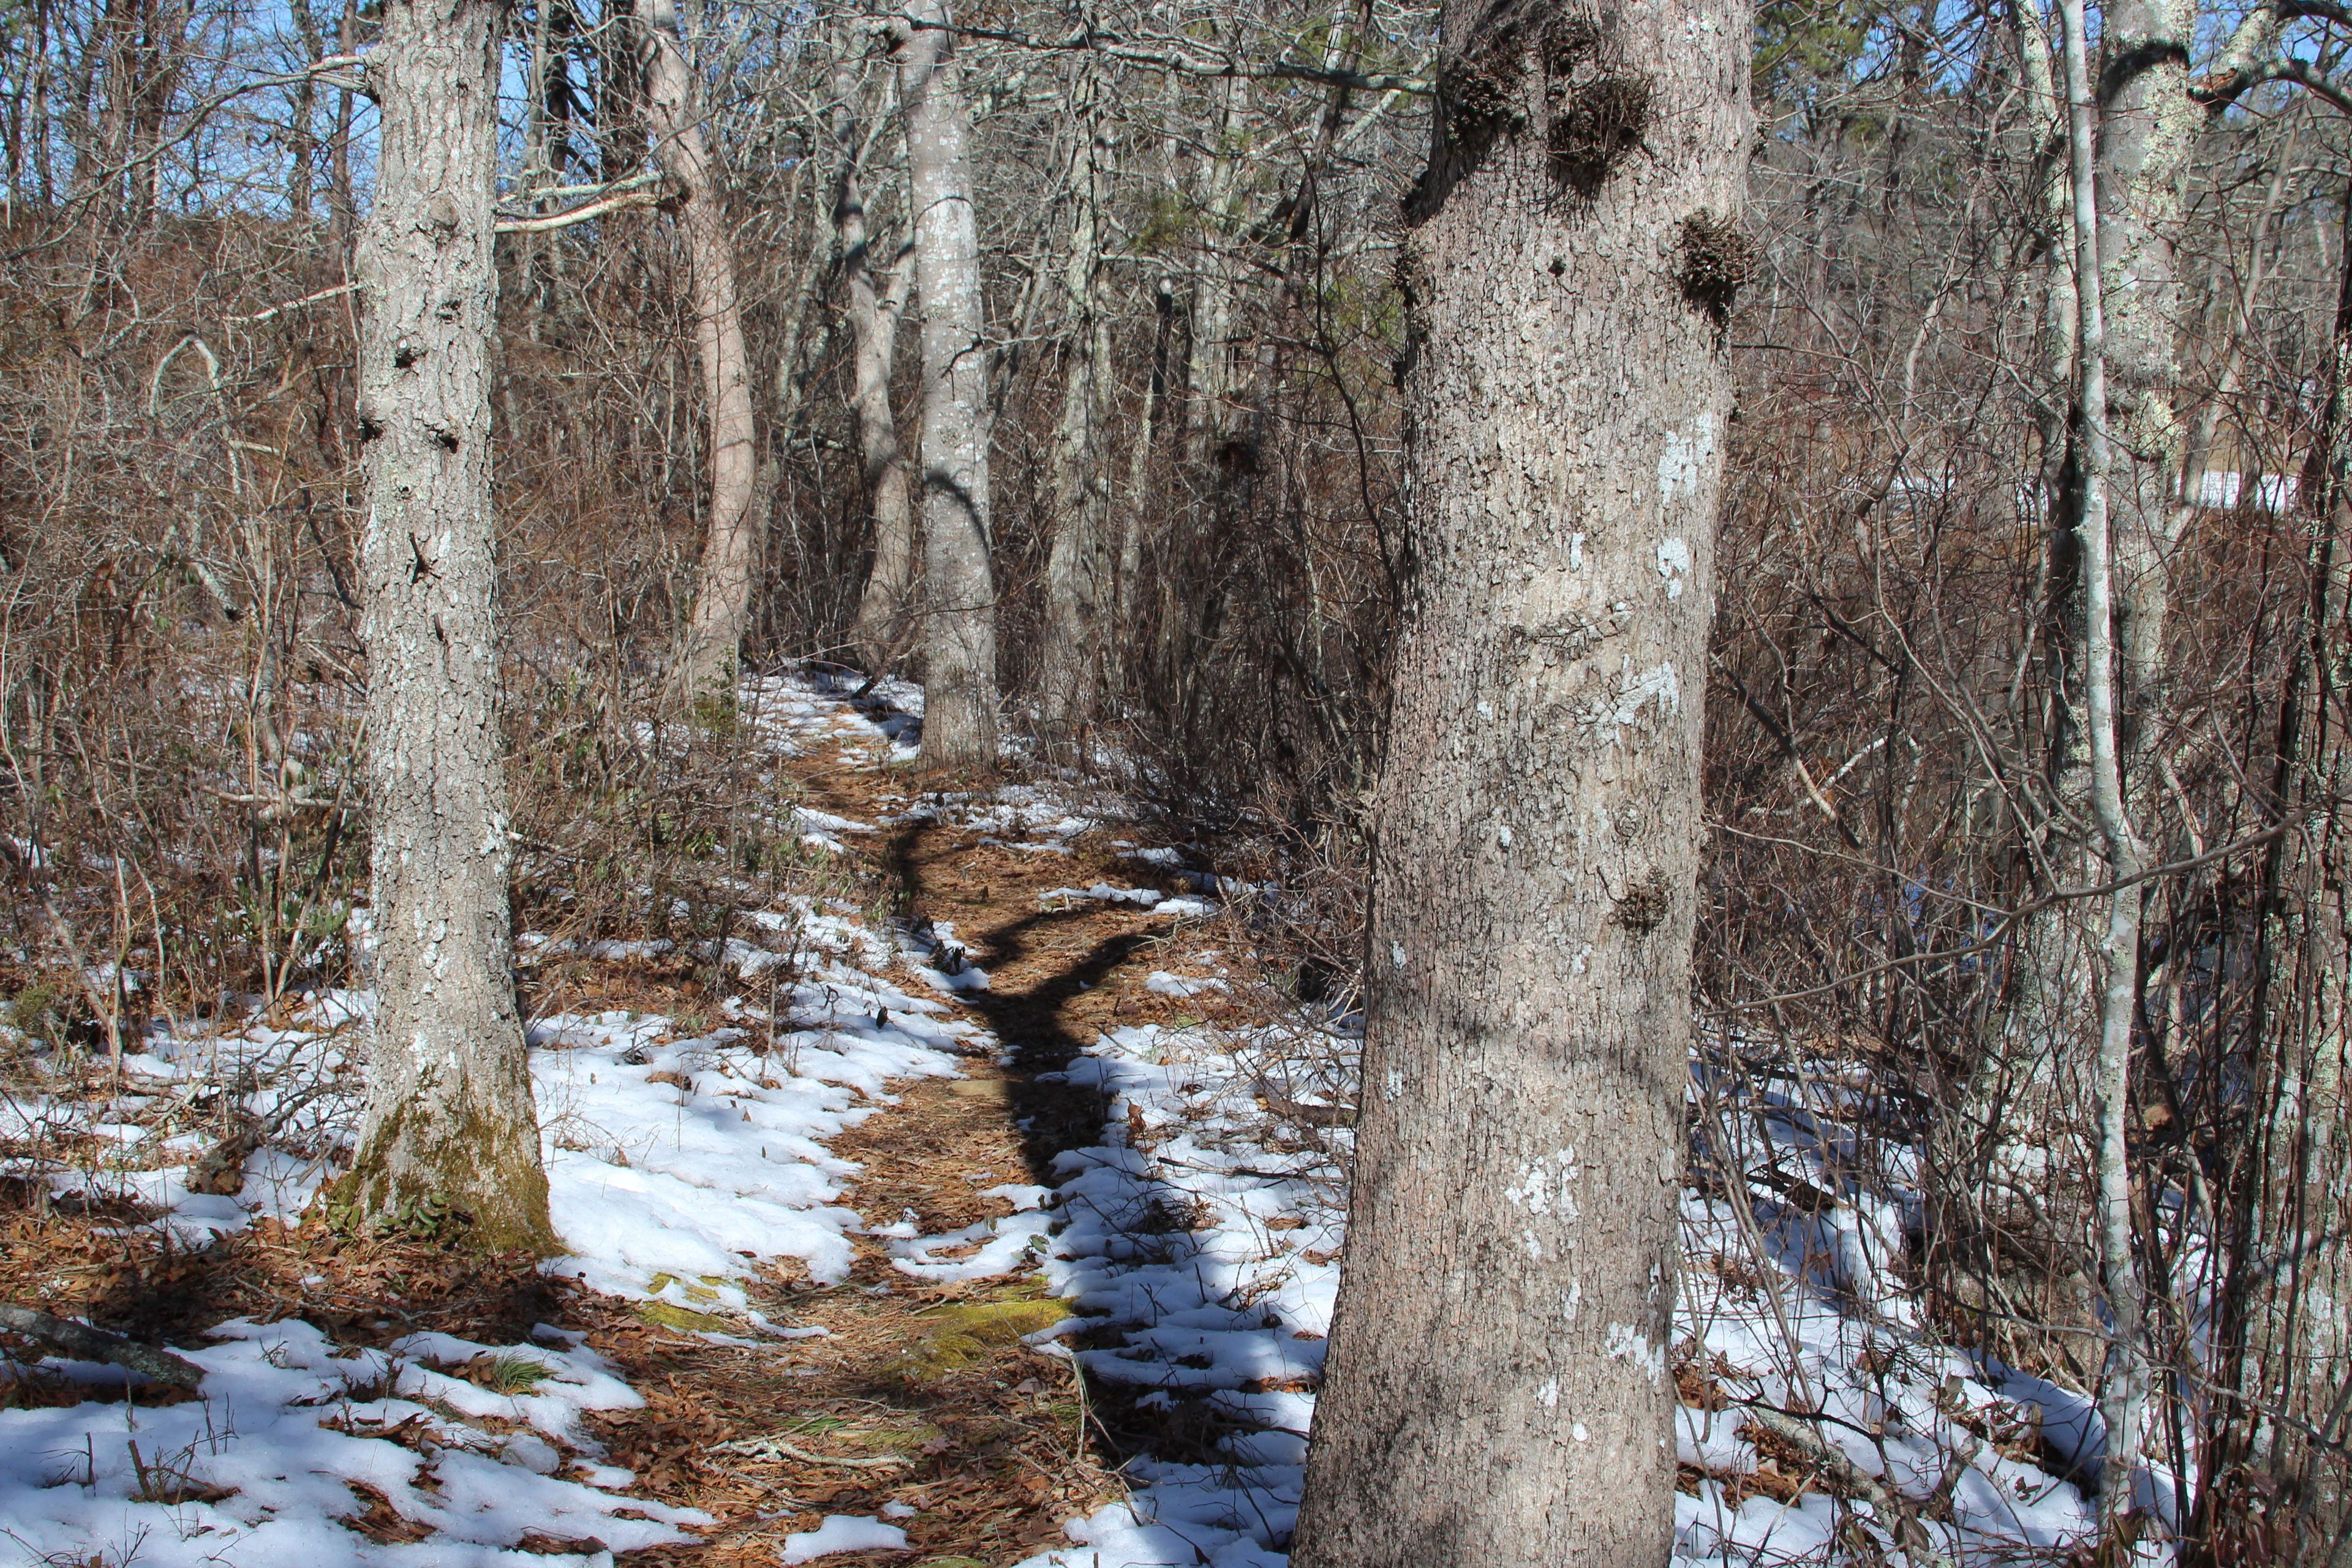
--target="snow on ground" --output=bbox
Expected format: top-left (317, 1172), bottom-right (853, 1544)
top-left (0, 961), bottom-right (970, 1566)
top-left (0, 669), bottom-right (988, 1566)
top-left (1, 668), bottom-right (2114, 1566)
top-left (780, 1514), bottom-right (911, 1562)
top-left (531, 933), bottom-right (979, 1308)
top-left (1008, 1008), bottom-right (2111, 1568)
top-left (0, 1317), bottom-right (709, 1567)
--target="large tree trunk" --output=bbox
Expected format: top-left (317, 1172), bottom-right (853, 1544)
top-left (1291, 2), bottom-right (1751, 1563)
top-left (1038, 64), bottom-right (1113, 747)
top-left (834, 54), bottom-right (918, 677)
top-left (896, 0), bottom-right (997, 770)
top-left (641, 0), bottom-right (758, 705)
top-left (344, 0), bottom-right (553, 1252)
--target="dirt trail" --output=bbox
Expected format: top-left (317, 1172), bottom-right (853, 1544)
top-left (584, 717), bottom-right (1242, 1566)
top-left (0, 697), bottom-right (1239, 1567)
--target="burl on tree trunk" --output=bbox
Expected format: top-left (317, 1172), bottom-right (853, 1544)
top-left (1292, 2), bottom-right (1752, 1564)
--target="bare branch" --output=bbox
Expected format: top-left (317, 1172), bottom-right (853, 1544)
top-left (865, 11), bottom-right (1431, 95)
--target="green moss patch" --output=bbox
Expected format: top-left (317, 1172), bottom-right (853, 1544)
top-left (880, 1281), bottom-right (1074, 1385)
top-left (635, 1300), bottom-right (738, 1335)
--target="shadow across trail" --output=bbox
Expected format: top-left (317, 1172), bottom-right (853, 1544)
top-left (883, 817), bottom-right (1159, 1182)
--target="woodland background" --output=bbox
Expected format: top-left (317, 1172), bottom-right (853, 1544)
top-left (4, 0), bottom-right (2351, 1558)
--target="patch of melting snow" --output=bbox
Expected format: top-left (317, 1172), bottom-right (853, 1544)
top-left (889, 1208), bottom-right (1057, 1284)
top-left (778, 1514), bottom-right (910, 1562)
top-left (1041, 883), bottom-right (1164, 908)
top-left (0, 1317), bottom-right (708, 1568)
top-left (1145, 971), bottom-right (1229, 999)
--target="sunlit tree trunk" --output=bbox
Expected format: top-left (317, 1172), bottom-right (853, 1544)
top-left (896, 0), bottom-right (997, 769)
top-left (1039, 62), bottom-right (1113, 746)
top-left (2096, 0), bottom-right (2196, 745)
top-left (2054, 0), bottom-right (2151, 1545)
top-left (834, 53), bottom-right (918, 676)
top-left (345, 0), bottom-right (553, 1252)
top-left (1945, 0), bottom-right (2198, 1371)
top-left (641, 0), bottom-right (757, 705)
top-left (1292, 1), bottom-right (1751, 1561)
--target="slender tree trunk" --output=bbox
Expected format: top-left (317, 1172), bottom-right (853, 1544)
top-left (641, 0), bottom-right (756, 704)
top-left (1039, 62), bottom-right (1112, 746)
top-left (1119, 273), bottom-right (1174, 632)
top-left (834, 54), bottom-right (917, 676)
top-left (327, 1), bottom-right (357, 258)
top-left (896, 0), bottom-right (997, 769)
top-left (86, 0), bottom-right (130, 206)
top-left (2057, 0), bottom-right (2151, 1544)
top-left (1292, 2), bottom-right (1751, 1563)
top-left (1182, 76), bottom-right (1245, 470)
top-left (1152, 77), bottom-right (1244, 704)
top-left (2256, 401), bottom-right (2352, 1568)
top-left (287, 0), bottom-right (322, 225)
top-left (344, 0), bottom-right (554, 1252)
top-left (1943, 0), bottom-right (2192, 1374)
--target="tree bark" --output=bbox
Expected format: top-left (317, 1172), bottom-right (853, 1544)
top-left (2056, 0), bottom-right (2151, 1542)
top-left (642, 0), bottom-right (758, 706)
top-left (1039, 62), bottom-right (1113, 746)
top-left (345, 0), bottom-right (553, 1252)
top-left (834, 53), bottom-right (918, 677)
top-left (1291, 2), bottom-right (1751, 1563)
top-left (896, 0), bottom-right (998, 770)
top-left (2095, 0), bottom-right (2196, 744)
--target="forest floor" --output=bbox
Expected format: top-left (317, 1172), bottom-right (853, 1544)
top-left (1, 670), bottom-right (2113, 1568)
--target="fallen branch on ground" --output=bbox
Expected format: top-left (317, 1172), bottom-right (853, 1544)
top-left (710, 1433), bottom-right (913, 1468)
top-left (0, 1304), bottom-right (206, 1390)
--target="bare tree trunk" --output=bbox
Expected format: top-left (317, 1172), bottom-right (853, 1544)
top-left (2058, 0), bottom-right (2150, 1542)
top-left (2256, 421), bottom-right (2352, 1568)
top-left (1943, 0), bottom-right (2195, 1373)
top-left (1292, 1), bottom-right (1751, 1562)
top-left (1039, 61), bottom-right (1112, 746)
top-left (896, 0), bottom-right (997, 770)
top-left (1181, 72), bottom-right (1246, 470)
top-left (287, 0), bottom-right (322, 224)
top-left (834, 53), bottom-right (917, 676)
top-left (344, 0), bottom-right (553, 1252)
top-left (2095, 0), bottom-right (2196, 745)
top-left (1118, 273), bottom-right (1174, 632)
top-left (641, 0), bottom-right (757, 705)
top-left (327, 1), bottom-right (357, 258)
